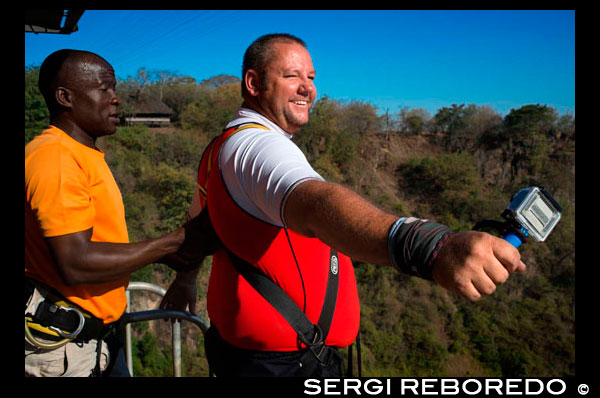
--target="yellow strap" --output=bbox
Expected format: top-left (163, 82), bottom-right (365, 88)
top-left (26, 317), bottom-right (61, 337)
top-left (25, 300), bottom-right (91, 337)
top-left (207, 123), bottom-right (269, 172)
top-left (229, 123), bottom-right (269, 134)
top-left (25, 317), bottom-right (70, 349)
top-left (198, 183), bottom-right (208, 199)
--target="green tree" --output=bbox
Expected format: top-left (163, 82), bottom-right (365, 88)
top-left (295, 96), bottom-right (342, 161)
top-left (25, 65), bottom-right (49, 143)
top-left (138, 162), bottom-right (195, 233)
top-left (502, 104), bottom-right (559, 178)
top-left (398, 107), bottom-right (431, 135)
top-left (503, 104), bottom-right (557, 142)
top-left (337, 100), bottom-right (381, 138)
top-left (161, 76), bottom-right (200, 122)
top-left (432, 103), bottom-right (481, 151)
top-left (133, 333), bottom-right (171, 377)
top-left (180, 83), bottom-right (242, 134)
top-left (432, 103), bottom-right (472, 134)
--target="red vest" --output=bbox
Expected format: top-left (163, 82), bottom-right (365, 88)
top-left (198, 124), bottom-right (360, 351)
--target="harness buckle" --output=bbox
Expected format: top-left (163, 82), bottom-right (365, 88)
top-left (48, 305), bottom-right (85, 340)
top-left (306, 325), bottom-right (328, 363)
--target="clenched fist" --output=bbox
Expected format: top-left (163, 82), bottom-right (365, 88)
top-left (432, 231), bottom-right (526, 301)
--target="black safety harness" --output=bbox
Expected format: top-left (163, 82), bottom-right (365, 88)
top-left (200, 121), bottom-right (361, 377)
top-left (25, 277), bottom-right (120, 376)
top-left (227, 246), bottom-right (361, 377)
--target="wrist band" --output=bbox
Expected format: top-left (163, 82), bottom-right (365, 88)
top-left (387, 217), bottom-right (451, 280)
top-left (387, 217), bottom-right (407, 271)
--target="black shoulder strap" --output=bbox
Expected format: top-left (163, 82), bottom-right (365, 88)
top-left (226, 248), bottom-right (339, 348)
top-left (317, 248), bottom-right (339, 339)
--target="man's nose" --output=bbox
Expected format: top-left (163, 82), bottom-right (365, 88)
top-left (299, 78), bottom-right (315, 96)
top-left (111, 95), bottom-right (122, 106)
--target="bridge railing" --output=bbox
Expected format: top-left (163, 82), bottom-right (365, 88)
top-left (123, 281), bottom-right (209, 377)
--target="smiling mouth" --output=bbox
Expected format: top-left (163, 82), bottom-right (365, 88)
top-left (292, 100), bottom-right (309, 106)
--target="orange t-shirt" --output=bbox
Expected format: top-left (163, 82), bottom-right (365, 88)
top-left (25, 126), bottom-right (129, 324)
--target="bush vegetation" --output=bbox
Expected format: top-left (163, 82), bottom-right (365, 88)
top-left (25, 66), bottom-right (575, 377)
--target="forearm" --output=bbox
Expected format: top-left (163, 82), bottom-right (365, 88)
top-left (173, 262), bottom-right (201, 284)
top-left (284, 180), bottom-right (397, 266)
top-left (49, 227), bottom-right (185, 285)
top-left (282, 180), bottom-right (525, 303)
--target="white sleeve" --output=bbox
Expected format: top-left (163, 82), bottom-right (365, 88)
top-left (219, 128), bottom-right (324, 227)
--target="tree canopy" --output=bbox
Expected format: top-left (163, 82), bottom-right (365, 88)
top-left (25, 66), bottom-right (575, 378)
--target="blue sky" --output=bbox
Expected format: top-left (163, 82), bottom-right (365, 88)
top-left (25, 10), bottom-right (575, 117)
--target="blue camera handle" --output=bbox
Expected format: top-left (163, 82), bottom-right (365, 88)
top-left (473, 220), bottom-right (529, 249)
top-left (503, 226), bottom-right (529, 249)
top-left (503, 232), bottom-right (523, 248)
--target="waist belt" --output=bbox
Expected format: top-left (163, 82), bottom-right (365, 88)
top-left (25, 278), bottom-right (115, 344)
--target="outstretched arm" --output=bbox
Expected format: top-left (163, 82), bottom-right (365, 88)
top-left (283, 179), bottom-right (396, 267)
top-left (283, 179), bottom-right (525, 302)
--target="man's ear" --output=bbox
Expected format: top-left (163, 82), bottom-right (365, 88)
top-left (244, 69), bottom-right (261, 97)
top-left (55, 87), bottom-right (73, 109)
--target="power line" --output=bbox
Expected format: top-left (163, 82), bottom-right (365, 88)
top-left (110, 10), bottom-right (211, 74)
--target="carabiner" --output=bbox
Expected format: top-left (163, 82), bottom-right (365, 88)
top-left (48, 305), bottom-right (85, 339)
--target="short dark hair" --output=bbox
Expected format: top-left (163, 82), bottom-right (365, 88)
top-left (38, 49), bottom-right (77, 114)
top-left (241, 33), bottom-right (306, 97)
top-left (38, 49), bottom-right (108, 115)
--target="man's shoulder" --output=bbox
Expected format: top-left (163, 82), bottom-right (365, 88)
top-left (26, 131), bottom-right (66, 162)
top-left (26, 128), bottom-right (80, 155)
top-left (222, 124), bottom-right (297, 158)
top-left (226, 121), bottom-right (271, 136)
top-left (227, 108), bottom-right (292, 138)
top-left (25, 129), bottom-right (96, 179)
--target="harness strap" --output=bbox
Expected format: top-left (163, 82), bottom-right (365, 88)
top-left (25, 278), bottom-right (114, 343)
top-left (198, 120), bottom-right (360, 375)
top-left (197, 123), bottom-right (269, 204)
top-left (345, 330), bottom-right (362, 377)
top-left (318, 248), bottom-right (340, 339)
top-left (227, 248), bottom-right (339, 354)
top-left (30, 301), bottom-right (112, 342)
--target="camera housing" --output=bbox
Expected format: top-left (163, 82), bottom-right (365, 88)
top-left (501, 187), bottom-right (562, 242)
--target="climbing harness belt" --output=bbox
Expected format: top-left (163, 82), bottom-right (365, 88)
top-left (25, 277), bottom-right (118, 376)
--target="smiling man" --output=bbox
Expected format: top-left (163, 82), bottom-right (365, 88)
top-left (244, 36), bottom-right (316, 132)
top-left (25, 49), bottom-right (215, 377)
top-left (164, 33), bottom-right (525, 377)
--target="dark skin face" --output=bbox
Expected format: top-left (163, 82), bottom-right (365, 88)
top-left (51, 53), bottom-right (122, 149)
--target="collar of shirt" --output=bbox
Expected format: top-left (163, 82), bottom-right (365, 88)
top-left (226, 107), bottom-right (293, 140)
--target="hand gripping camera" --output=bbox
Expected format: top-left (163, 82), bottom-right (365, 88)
top-left (474, 187), bottom-right (562, 248)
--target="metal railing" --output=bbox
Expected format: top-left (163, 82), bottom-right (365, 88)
top-left (122, 281), bottom-right (209, 377)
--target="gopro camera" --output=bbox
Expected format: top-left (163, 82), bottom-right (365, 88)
top-left (501, 187), bottom-right (562, 247)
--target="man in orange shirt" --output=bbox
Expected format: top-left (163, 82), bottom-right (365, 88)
top-left (25, 49), bottom-right (217, 377)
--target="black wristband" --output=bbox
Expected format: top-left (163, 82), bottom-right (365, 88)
top-left (388, 217), bottom-right (452, 280)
